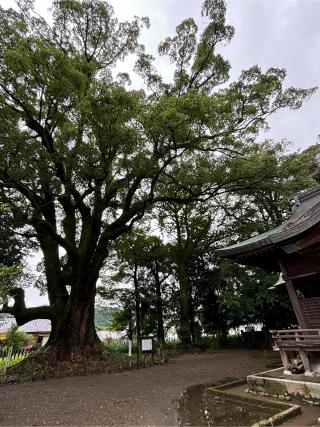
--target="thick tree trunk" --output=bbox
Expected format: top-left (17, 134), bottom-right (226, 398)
top-left (4, 285), bottom-right (102, 362)
top-left (49, 307), bottom-right (100, 360)
top-left (46, 273), bottom-right (101, 361)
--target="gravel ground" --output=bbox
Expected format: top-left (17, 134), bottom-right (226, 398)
top-left (0, 350), bottom-right (268, 426)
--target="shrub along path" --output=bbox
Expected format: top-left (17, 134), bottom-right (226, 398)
top-left (0, 350), bottom-right (270, 426)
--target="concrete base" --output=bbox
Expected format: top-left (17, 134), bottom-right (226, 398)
top-left (311, 357), bottom-right (320, 373)
top-left (247, 368), bottom-right (320, 401)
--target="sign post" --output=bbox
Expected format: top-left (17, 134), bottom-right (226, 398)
top-left (141, 337), bottom-right (154, 366)
top-left (128, 339), bottom-right (132, 366)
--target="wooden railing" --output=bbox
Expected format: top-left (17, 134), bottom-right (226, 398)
top-left (270, 329), bottom-right (320, 350)
top-left (270, 329), bottom-right (320, 375)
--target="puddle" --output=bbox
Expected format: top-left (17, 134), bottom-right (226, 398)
top-left (177, 384), bottom-right (279, 426)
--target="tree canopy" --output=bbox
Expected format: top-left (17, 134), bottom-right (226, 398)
top-left (0, 0), bottom-right (316, 359)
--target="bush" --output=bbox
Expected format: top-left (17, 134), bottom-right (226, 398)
top-left (194, 335), bottom-right (221, 350)
top-left (164, 339), bottom-right (184, 350)
top-left (5, 324), bottom-right (32, 351)
top-left (164, 334), bottom-right (244, 353)
top-left (103, 339), bottom-right (129, 354)
top-left (195, 334), bottom-right (244, 350)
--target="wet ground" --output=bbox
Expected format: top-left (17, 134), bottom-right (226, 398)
top-left (2, 350), bottom-right (317, 426)
top-left (0, 350), bottom-right (268, 426)
top-left (177, 381), bottom-right (320, 427)
top-left (177, 384), bottom-right (277, 426)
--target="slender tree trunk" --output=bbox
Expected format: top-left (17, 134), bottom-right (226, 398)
top-left (133, 263), bottom-right (142, 365)
top-left (177, 262), bottom-right (192, 347)
top-left (189, 291), bottom-right (196, 345)
top-left (154, 264), bottom-right (165, 344)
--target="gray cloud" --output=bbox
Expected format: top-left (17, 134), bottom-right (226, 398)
top-left (225, 0), bottom-right (320, 148)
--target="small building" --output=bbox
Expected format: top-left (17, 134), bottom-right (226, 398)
top-left (19, 319), bottom-right (51, 346)
top-left (216, 186), bottom-right (320, 376)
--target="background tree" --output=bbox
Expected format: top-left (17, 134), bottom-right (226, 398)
top-left (153, 142), bottom-right (316, 344)
top-left (101, 229), bottom-right (172, 362)
top-left (0, 0), bottom-right (314, 361)
top-left (302, 143), bottom-right (320, 183)
top-left (216, 261), bottom-right (296, 333)
top-left (0, 202), bottom-right (30, 307)
top-left (157, 201), bottom-right (218, 346)
top-left (207, 144), bottom-right (316, 337)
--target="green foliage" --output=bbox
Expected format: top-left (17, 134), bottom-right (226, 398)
top-left (0, 202), bottom-right (28, 306)
top-left (103, 339), bottom-right (128, 354)
top-left (100, 229), bottom-right (172, 341)
top-left (0, 263), bottom-right (23, 304)
top-left (215, 261), bottom-right (295, 330)
top-left (108, 309), bottom-right (132, 333)
top-left (5, 324), bottom-right (32, 351)
top-left (0, 0), bottom-right (316, 353)
top-left (0, 204), bottom-right (26, 266)
top-left (303, 143), bottom-right (320, 183)
top-left (165, 334), bottom-right (243, 353)
top-left (94, 306), bottom-right (114, 329)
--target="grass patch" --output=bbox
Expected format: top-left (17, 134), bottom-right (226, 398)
top-left (1, 343), bottom-right (138, 384)
top-left (103, 339), bottom-right (129, 354)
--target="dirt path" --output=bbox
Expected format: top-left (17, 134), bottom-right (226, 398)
top-left (0, 350), bottom-right (268, 426)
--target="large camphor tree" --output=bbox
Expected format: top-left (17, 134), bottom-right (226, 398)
top-left (0, 0), bottom-right (315, 360)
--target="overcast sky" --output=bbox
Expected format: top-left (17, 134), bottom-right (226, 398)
top-left (1, 0), bottom-right (319, 306)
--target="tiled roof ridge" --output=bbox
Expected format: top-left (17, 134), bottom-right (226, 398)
top-left (296, 185), bottom-right (320, 203)
top-left (19, 319), bottom-right (51, 333)
top-left (215, 185), bottom-right (320, 257)
top-left (0, 318), bottom-right (51, 333)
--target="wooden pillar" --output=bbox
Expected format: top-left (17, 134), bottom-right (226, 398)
top-left (279, 348), bottom-right (291, 374)
top-left (279, 260), bottom-right (307, 328)
top-left (299, 350), bottom-right (313, 376)
top-left (285, 280), bottom-right (307, 328)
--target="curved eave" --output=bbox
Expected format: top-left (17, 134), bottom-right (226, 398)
top-left (215, 238), bottom-right (275, 258)
top-left (229, 244), bottom-right (275, 258)
top-left (216, 205), bottom-right (320, 259)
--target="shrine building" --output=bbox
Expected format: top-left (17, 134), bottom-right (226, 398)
top-left (216, 186), bottom-right (320, 376)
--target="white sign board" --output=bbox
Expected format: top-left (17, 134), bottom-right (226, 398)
top-left (142, 338), bottom-right (153, 352)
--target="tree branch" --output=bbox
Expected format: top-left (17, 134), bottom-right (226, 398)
top-left (1, 288), bottom-right (54, 324)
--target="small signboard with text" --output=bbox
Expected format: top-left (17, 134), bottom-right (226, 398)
top-left (141, 338), bottom-right (153, 352)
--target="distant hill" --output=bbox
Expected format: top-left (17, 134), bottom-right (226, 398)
top-left (94, 306), bottom-right (115, 329)
top-left (1, 310), bottom-right (114, 329)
